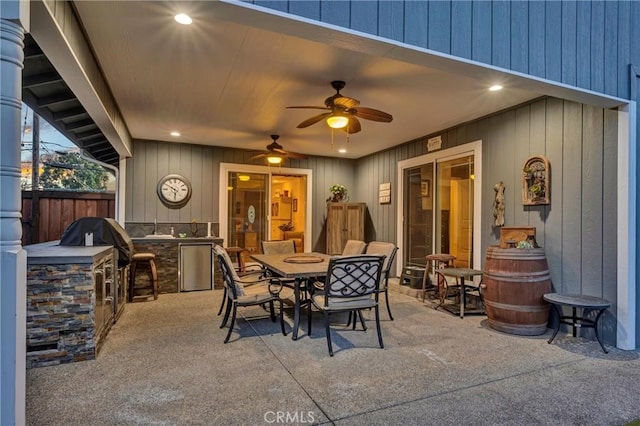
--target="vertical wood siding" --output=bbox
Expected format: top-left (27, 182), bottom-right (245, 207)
top-left (125, 141), bottom-right (357, 253)
top-left (353, 98), bottom-right (617, 344)
top-left (248, 0), bottom-right (640, 100)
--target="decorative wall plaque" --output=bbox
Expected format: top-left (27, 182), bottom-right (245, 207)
top-left (522, 156), bottom-right (550, 205)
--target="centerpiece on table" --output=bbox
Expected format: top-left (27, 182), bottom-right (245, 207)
top-left (327, 184), bottom-right (348, 202)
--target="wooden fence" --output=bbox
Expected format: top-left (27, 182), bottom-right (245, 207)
top-left (22, 191), bottom-right (115, 245)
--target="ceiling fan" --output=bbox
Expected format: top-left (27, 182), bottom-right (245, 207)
top-left (287, 80), bottom-right (393, 134)
top-left (249, 135), bottom-right (308, 164)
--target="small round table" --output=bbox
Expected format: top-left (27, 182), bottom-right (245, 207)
top-left (422, 254), bottom-right (456, 302)
top-left (543, 293), bottom-right (611, 353)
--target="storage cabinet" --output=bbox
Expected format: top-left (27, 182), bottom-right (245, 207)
top-left (326, 202), bottom-right (366, 255)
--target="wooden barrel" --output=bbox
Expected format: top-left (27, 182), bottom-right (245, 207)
top-left (482, 246), bottom-right (552, 335)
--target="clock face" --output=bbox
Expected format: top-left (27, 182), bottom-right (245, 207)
top-left (157, 174), bottom-right (192, 207)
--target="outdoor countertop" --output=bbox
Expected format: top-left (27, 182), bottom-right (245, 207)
top-left (131, 236), bottom-right (223, 243)
top-left (24, 240), bottom-right (113, 265)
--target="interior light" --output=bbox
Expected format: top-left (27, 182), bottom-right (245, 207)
top-left (338, 148), bottom-right (347, 154)
top-left (174, 13), bottom-right (192, 25)
top-left (326, 115), bottom-right (349, 129)
top-left (267, 156), bottom-right (283, 165)
top-left (489, 85), bottom-right (503, 91)
top-left (227, 186), bottom-right (233, 191)
top-left (170, 131), bottom-right (181, 137)
top-left (238, 175), bottom-right (250, 182)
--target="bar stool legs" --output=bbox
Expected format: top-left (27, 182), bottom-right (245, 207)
top-left (129, 253), bottom-right (158, 302)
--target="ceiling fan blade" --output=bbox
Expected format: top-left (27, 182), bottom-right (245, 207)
top-left (297, 112), bottom-right (331, 128)
top-left (333, 96), bottom-right (360, 109)
top-left (344, 116), bottom-right (362, 134)
top-left (286, 106), bottom-right (330, 110)
top-left (249, 153), bottom-right (267, 161)
top-left (353, 107), bottom-right (393, 122)
top-left (272, 148), bottom-right (288, 155)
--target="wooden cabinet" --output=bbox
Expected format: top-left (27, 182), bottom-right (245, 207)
top-left (326, 202), bottom-right (366, 255)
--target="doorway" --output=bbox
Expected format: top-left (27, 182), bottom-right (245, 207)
top-left (219, 163), bottom-right (313, 255)
top-left (396, 141), bottom-right (482, 274)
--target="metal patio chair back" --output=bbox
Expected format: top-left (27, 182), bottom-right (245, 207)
top-left (309, 254), bottom-right (385, 356)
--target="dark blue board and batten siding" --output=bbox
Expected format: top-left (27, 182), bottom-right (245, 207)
top-left (251, 0), bottom-right (640, 101)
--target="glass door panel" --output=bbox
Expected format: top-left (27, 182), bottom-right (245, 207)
top-left (403, 154), bottom-right (474, 269)
top-left (436, 155), bottom-right (474, 268)
top-left (227, 172), bottom-right (268, 255)
top-left (403, 163), bottom-right (433, 267)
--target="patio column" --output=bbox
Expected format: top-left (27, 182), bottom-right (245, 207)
top-left (0, 2), bottom-right (29, 425)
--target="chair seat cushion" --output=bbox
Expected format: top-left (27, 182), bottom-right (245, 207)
top-left (311, 293), bottom-right (376, 311)
top-left (237, 292), bottom-right (277, 305)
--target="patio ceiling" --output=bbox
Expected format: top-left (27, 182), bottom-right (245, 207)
top-left (26, 1), bottom-right (623, 162)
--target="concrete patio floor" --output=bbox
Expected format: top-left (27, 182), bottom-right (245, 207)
top-left (26, 281), bottom-right (640, 425)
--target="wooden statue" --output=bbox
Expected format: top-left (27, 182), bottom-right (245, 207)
top-left (493, 181), bottom-right (505, 227)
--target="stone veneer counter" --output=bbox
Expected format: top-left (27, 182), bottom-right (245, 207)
top-left (131, 237), bottom-right (223, 293)
top-left (25, 241), bottom-right (115, 368)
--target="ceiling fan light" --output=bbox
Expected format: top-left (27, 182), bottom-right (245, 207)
top-left (174, 13), bottom-right (192, 25)
top-left (326, 115), bottom-right (349, 129)
top-left (267, 155), bottom-right (283, 165)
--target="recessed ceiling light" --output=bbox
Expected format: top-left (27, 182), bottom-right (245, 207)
top-left (170, 131), bottom-right (181, 137)
top-left (489, 85), bottom-right (503, 91)
top-left (174, 13), bottom-right (192, 25)
top-left (338, 149), bottom-right (347, 154)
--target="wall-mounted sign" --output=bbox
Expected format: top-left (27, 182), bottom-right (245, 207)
top-left (379, 182), bottom-right (391, 204)
top-left (427, 135), bottom-right (442, 152)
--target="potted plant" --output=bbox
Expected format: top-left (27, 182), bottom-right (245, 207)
top-left (328, 184), bottom-right (347, 202)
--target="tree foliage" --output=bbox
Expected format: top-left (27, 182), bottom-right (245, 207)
top-left (39, 152), bottom-right (110, 191)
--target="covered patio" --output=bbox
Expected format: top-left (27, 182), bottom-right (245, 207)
top-left (26, 285), bottom-right (640, 425)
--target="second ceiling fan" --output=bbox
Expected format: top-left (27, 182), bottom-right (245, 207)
top-left (249, 135), bottom-right (308, 164)
top-left (287, 80), bottom-right (393, 134)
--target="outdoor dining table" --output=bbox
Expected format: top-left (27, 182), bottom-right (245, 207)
top-left (250, 252), bottom-right (332, 340)
top-left (436, 267), bottom-right (484, 319)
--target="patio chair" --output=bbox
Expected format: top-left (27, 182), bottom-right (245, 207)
top-left (261, 239), bottom-right (296, 255)
top-left (365, 241), bottom-right (398, 320)
top-left (342, 239), bottom-right (367, 255)
top-left (216, 250), bottom-right (287, 343)
top-left (308, 254), bottom-right (386, 356)
top-left (261, 240), bottom-right (298, 290)
top-left (213, 245), bottom-right (268, 316)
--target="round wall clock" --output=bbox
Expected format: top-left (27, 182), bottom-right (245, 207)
top-left (157, 174), bottom-right (192, 207)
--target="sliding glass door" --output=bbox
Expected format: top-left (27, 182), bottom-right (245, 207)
top-left (398, 142), bottom-right (481, 272)
top-left (219, 163), bottom-right (313, 255)
top-left (227, 171), bottom-right (268, 255)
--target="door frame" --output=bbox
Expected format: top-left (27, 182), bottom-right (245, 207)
top-left (219, 163), bottom-right (313, 252)
top-left (395, 140), bottom-right (482, 276)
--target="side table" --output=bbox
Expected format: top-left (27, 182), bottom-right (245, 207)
top-left (422, 254), bottom-right (456, 302)
top-left (543, 293), bottom-right (611, 353)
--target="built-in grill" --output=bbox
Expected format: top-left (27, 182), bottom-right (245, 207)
top-left (60, 217), bottom-right (134, 319)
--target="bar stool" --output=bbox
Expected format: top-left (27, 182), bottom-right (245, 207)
top-left (129, 253), bottom-right (158, 302)
top-left (422, 254), bottom-right (456, 302)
